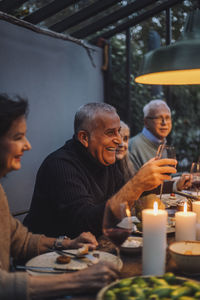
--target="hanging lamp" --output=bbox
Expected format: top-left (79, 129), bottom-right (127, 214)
top-left (135, 6), bottom-right (200, 85)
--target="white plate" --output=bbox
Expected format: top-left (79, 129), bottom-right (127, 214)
top-left (120, 236), bottom-right (142, 255)
top-left (26, 250), bottom-right (123, 276)
top-left (161, 194), bottom-right (185, 207)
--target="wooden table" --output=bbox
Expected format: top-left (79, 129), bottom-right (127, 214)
top-left (49, 234), bottom-right (200, 300)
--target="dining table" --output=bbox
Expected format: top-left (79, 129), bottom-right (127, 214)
top-left (41, 231), bottom-right (200, 300)
top-left (26, 193), bottom-right (200, 300)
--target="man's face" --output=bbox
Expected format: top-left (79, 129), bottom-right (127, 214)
top-left (87, 111), bottom-right (121, 166)
top-left (144, 105), bottom-right (172, 140)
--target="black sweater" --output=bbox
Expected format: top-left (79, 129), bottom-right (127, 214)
top-left (24, 138), bottom-right (125, 238)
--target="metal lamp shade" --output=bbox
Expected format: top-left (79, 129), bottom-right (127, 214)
top-left (135, 8), bottom-right (200, 85)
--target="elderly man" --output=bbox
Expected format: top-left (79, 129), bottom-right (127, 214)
top-left (129, 99), bottom-right (172, 172)
top-left (24, 103), bottom-right (176, 238)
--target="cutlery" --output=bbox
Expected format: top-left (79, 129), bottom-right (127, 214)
top-left (47, 248), bottom-right (99, 264)
top-left (174, 191), bottom-right (199, 201)
top-left (15, 265), bottom-right (75, 273)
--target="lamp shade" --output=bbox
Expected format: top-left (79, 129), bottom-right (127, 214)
top-left (135, 8), bottom-right (200, 85)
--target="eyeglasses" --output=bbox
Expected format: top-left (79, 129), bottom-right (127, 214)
top-left (146, 116), bottom-right (171, 123)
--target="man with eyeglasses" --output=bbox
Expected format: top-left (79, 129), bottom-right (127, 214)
top-left (128, 99), bottom-right (172, 171)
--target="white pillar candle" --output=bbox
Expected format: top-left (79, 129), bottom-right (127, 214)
top-left (196, 223), bottom-right (200, 240)
top-left (175, 203), bottom-right (196, 241)
top-left (192, 201), bottom-right (200, 223)
top-left (142, 202), bottom-right (167, 276)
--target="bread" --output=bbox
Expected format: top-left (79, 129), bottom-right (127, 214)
top-left (56, 255), bottom-right (71, 264)
top-left (77, 245), bottom-right (89, 257)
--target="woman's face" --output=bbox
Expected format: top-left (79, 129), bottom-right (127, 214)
top-left (116, 123), bottom-right (130, 160)
top-left (0, 116), bottom-right (31, 177)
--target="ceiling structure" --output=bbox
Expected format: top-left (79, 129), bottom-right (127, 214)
top-left (0, 0), bottom-right (192, 131)
top-left (0, 0), bottom-right (185, 45)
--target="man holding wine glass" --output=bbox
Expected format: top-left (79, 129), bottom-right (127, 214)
top-left (24, 103), bottom-right (178, 239)
top-left (129, 99), bottom-right (173, 172)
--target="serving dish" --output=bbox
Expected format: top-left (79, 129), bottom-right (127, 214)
top-left (120, 236), bottom-right (142, 255)
top-left (169, 241), bottom-right (200, 274)
top-left (26, 249), bottom-right (123, 276)
top-left (96, 274), bottom-right (200, 300)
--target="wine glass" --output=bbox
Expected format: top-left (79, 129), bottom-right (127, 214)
top-left (102, 201), bottom-right (132, 264)
top-left (190, 162), bottom-right (200, 197)
top-left (156, 144), bottom-right (176, 200)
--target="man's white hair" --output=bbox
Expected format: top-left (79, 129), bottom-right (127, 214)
top-left (143, 99), bottom-right (171, 118)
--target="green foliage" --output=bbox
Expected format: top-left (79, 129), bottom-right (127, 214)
top-left (109, 1), bottom-right (200, 171)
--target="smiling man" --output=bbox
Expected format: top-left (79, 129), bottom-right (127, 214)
top-left (129, 99), bottom-right (172, 172)
top-left (24, 102), bottom-right (176, 238)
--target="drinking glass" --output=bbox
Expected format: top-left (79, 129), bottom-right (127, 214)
top-left (190, 162), bottom-right (200, 197)
top-left (102, 201), bottom-right (132, 263)
top-left (156, 144), bottom-right (176, 200)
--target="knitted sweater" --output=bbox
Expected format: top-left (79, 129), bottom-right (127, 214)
top-left (24, 138), bottom-right (125, 238)
top-left (0, 184), bottom-right (41, 300)
top-left (129, 133), bottom-right (160, 171)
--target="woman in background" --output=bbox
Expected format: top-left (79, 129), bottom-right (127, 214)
top-left (116, 121), bottom-right (135, 183)
top-left (0, 94), bottom-right (119, 299)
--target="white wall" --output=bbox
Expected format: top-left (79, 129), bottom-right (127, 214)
top-left (0, 18), bottom-right (103, 214)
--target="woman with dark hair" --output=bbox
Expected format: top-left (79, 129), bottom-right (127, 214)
top-left (0, 94), bottom-right (119, 299)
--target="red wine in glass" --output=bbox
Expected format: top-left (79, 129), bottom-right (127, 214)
top-left (102, 201), bottom-right (132, 265)
top-left (103, 227), bottom-right (132, 248)
top-left (191, 180), bottom-right (200, 190)
top-left (190, 162), bottom-right (200, 197)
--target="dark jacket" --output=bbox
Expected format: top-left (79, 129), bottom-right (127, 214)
top-left (24, 138), bottom-right (125, 238)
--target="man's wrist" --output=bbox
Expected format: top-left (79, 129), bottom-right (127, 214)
top-left (53, 235), bottom-right (70, 250)
top-left (173, 180), bottom-right (178, 192)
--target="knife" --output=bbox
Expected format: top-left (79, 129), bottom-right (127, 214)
top-left (48, 248), bottom-right (99, 264)
top-left (175, 191), bottom-right (199, 201)
top-left (15, 265), bottom-right (75, 273)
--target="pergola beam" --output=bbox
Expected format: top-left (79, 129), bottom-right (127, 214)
top-left (90, 0), bottom-right (183, 44)
top-left (49, 0), bottom-right (121, 33)
top-left (23, 0), bottom-right (81, 25)
top-left (0, 0), bottom-right (26, 13)
top-left (71, 0), bottom-right (157, 39)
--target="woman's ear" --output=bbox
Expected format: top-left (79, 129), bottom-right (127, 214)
top-left (77, 130), bottom-right (89, 148)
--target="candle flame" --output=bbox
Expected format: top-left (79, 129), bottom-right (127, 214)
top-left (126, 207), bottom-right (131, 217)
top-left (153, 201), bottom-right (158, 215)
top-left (184, 202), bottom-right (187, 213)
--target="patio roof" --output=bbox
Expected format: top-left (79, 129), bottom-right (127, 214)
top-left (0, 0), bottom-right (184, 45)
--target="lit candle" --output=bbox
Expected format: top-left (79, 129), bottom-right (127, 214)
top-left (142, 202), bottom-right (167, 276)
top-left (192, 201), bottom-right (200, 222)
top-left (175, 202), bottom-right (196, 241)
top-left (192, 201), bottom-right (200, 240)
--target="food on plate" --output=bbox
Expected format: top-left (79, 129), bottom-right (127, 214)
top-left (169, 193), bottom-right (176, 200)
top-left (134, 194), bottom-right (165, 220)
top-left (184, 250), bottom-right (193, 255)
top-left (121, 237), bottom-right (142, 248)
top-left (77, 245), bottom-right (89, 257)
top-left (56, 255), bottom-right (71, 264)
top-left (101, 273), bottom-right (200, 300)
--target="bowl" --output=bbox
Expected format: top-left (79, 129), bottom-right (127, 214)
top-left (120, 236), bottom-right (142, 255)
top-left (169, 241), bottom-right (200, 274)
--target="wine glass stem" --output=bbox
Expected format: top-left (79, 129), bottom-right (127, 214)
top-left (160, 182), bottom-right (164, 200)
top-left (115, 247), bottom-right (120, 269)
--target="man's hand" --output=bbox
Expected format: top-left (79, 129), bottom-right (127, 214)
top-left (176, 173), bottom-right (192, 191)
top-left (64, 232), bottom-right (98, 250)
top-left (133, 158), bottom-right (177, 192)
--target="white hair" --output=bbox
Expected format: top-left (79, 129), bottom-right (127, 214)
top-left (143, 99), bottom-right (171, 117)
